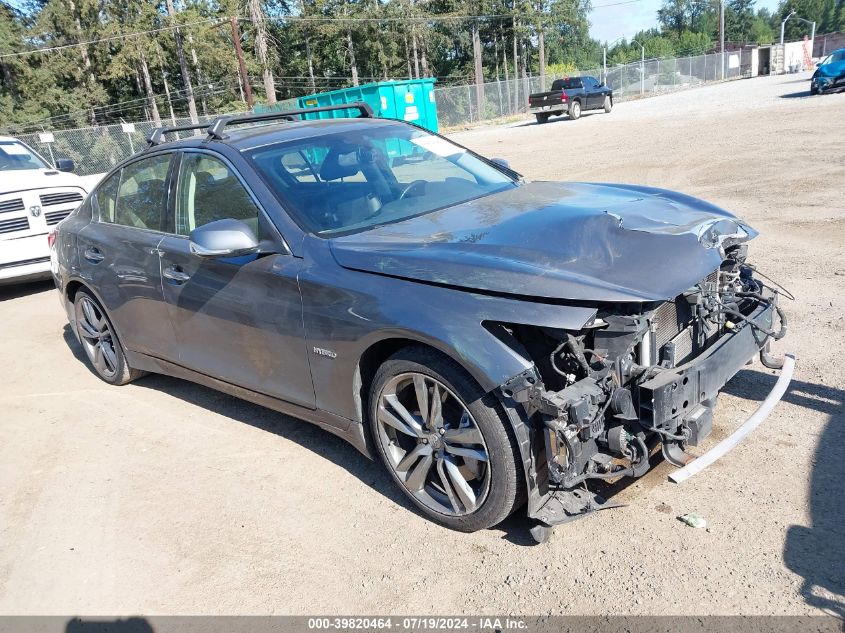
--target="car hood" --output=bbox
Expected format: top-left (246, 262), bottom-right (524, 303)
top-left (329, 181), bottom-right (757, 303)
top-left (0, 168), bottom-right (87, 195)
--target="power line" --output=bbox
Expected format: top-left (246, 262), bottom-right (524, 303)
top-left (0, 17), bottom-right (224, 60)
top-left (255, 13), bottom-right (521, 23)
top-left (591, 0), bottom-right (648, 8)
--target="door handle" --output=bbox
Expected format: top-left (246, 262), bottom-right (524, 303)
top-left (163, 265), bottom-right (191, 284)
top-left (83, 247), bottom-right (104, 264)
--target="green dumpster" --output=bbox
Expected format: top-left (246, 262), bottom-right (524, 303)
top-left (291, 79), bottom-right (439, 133)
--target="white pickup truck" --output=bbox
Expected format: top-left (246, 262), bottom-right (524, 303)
top-left (0, 136), bottom-right (88, 285)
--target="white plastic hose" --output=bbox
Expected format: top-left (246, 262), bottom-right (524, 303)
top-left (669, 354), bottom-right (795, 484)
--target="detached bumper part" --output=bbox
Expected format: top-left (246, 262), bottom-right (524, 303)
top-left (636, 299), bottom-right (793, 480)
top-left (669, 354), bottom-right (794, 483)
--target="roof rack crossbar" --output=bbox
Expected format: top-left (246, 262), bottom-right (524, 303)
top-left (206, 102), bottom-right (374, 140)
top-left (147, 122), bottom-right (210, 147)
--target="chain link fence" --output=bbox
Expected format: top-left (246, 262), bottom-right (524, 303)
top-left (435, 49), bottom-right (750, 127)
top-left (16, 51), bottom-right (749, 176)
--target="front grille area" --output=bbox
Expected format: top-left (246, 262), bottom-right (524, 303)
top-left (653, 301), bottom-right (681, 351)
top-left (0, 216), bottom-right (29, 234)
top-left (40, 191), bottom-right (83, 207)
top-left (653, 268), bottom-right (722, 367)
top-left (45, 209), bottom-right (72, 225)
top-left (0, 198), bottom-right (24, 214)
top-left (0, 256), bottom-right (50, 269)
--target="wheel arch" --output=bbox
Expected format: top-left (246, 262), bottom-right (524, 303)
top-left (62, 277), bottom-right (128, 348)
top-left (355, 335), bottom-right (497, 425)
top-left (65, 278), bottom-right (85, 304)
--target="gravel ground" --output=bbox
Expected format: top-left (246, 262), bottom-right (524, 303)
top-left (1, 72), bottom-right (843, 617)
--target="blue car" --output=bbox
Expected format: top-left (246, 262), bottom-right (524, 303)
top-left (811, 48), bottom-right (845, 94)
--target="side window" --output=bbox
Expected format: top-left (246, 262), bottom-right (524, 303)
top-left (105, 154), bottom-right (171, 230)
top-left (175, 153), bottom-right (260, 237)
top-left (95, 171), bottom-right (120, 222)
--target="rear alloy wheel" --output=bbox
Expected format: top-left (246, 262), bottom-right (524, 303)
top-left (569, 100), bottom-right (581, 120)
top-left (74, 290), bottom-right (142, 385)
top-left (535, 113), bottom-right (550, 124)
top-left (369, 347), bottom-right (523, 532)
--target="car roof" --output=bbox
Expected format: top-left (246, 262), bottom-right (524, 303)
top-left (145, 117), bottom-right (408, 154)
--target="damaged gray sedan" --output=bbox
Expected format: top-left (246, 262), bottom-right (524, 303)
top-left (50, 104), bottom-right (791, 542)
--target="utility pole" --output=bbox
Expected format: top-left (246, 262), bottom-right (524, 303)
top-left (230, 17), bottom-right (254, 109)
top-left (602, 46), bottom-right (607, 85)
top-left (719, 0), bottom-right (725, 80)
top-left (780, 9), bottom-right (795, 45)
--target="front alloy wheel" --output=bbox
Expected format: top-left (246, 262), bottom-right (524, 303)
top-left (369, 347), bottom-right (523, 532)
top-left (375, 373), bottom-right (491, 516)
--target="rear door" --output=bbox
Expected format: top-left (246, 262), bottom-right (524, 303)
top-left (77, 152), bottom-right (176, 358)
top-left (156, 150), bottom-right (315, 408)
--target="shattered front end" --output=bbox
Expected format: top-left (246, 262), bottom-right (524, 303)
top-left (495, 243), bottom-right (790, 542)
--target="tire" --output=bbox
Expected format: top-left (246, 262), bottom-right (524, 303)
top-left (535, 113), bottom-right (549, 124)
top-left (568, 100), bottom-right (581, 120)
top-left (603, 95), bottom-right (613, 113)
top-left (368, 346), bottom-right (523, 532)
top-left (73, 289), bottom-right (143, 385)
top-left (810, 84), bottom-right (818, 96)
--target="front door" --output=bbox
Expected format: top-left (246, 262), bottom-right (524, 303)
top-left (156, 151), bottom-right (316, 408)
top-left (584, 77), bottom-right (602, 109)
top-left (77, 153), bottom-right (175, 357)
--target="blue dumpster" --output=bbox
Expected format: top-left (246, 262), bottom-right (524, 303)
top-left (256, 79), bottom-right (439, 133)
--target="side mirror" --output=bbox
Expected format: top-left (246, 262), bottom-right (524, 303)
top-left (490, 157), bottom-right (511, 170)
top-left (189, 218), bottom-right (259, 258)
top-left (56, 158), bottom-right (75, 172)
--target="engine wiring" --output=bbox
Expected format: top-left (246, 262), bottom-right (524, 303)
top-left (744, 264), bottom-right (796, 301)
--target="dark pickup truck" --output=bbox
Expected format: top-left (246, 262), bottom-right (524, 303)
top-left (528, 76), bottom-right (613, 123)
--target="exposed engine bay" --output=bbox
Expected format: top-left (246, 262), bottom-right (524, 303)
top-left (495, 244), bottom-right (789, 540)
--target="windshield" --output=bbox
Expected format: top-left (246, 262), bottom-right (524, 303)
top-left (0, 141), bottom-right (50, 171)
top-left (248, 123), bottom-right (517, 236)
top-left (821, 50), bottom-right (845, 64)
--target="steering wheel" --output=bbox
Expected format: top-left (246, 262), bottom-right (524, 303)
top-left (397, 179), bottom-right (427, 201)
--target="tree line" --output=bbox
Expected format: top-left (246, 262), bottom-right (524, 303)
top-left (0, 0), bottom-right (843, 133)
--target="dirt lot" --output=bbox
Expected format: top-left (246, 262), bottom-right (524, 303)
top-left (1, 72), bottom-right (843, 616)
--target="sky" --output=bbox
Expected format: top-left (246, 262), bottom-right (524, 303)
top-left (588, 0), bottom-right (783, 43)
